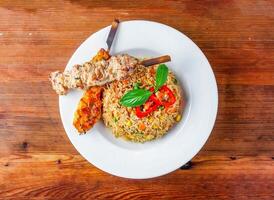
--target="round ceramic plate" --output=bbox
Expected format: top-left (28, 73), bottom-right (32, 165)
top-left (59, 20), bottom-right (218, 179)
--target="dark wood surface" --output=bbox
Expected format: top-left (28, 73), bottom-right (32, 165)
top-left (0, 1), bottom-right (273, 199)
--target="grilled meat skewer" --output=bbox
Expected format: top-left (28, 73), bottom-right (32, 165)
top-left (49, 52), bottom-right (138, 95)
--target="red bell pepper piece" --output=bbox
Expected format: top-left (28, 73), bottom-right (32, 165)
top-left (136, 88), bottom-right (161, 118)
top-left (135, 86), bottom-right (176, 118)
top-left (158, 85), bottom-right (176, 108)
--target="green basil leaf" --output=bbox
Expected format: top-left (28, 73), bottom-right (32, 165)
top-left (155, 64), bottom-right (168, 91)
top-left (120, 89), bottom-right (152, 107)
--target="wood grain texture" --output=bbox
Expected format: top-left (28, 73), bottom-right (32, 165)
top-left (0, 0), bottom-right (273, 199)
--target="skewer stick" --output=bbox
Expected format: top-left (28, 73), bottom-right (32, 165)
top-left (106, 19), bottom-right (120, 51)
top-left (141, 55), bottom-right (171, 67)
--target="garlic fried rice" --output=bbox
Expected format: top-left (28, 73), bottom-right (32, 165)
top-left (102, 64), bottom-right (183, 143)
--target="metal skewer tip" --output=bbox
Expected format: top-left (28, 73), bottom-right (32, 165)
top-left (106, 19), bottom-right (120, 51)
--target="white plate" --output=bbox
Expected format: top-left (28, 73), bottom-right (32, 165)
top-left (59, 20), bottom-right (218, 179)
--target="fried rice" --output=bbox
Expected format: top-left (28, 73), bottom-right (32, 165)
top-left (102, 64), bottom-right (183, 143)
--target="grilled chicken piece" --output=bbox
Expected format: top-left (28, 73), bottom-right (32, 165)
top-left (91, 48), bottom-right (110, 62)
top-left (73, 49), bottom-right (110, 134)
top-left (73, 86), bottom-right (103, 134)
top-left (49, 53), bottom-right (138, 95)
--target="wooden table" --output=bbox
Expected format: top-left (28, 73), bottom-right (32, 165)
top-left (0, 1), bottom-right (273, 199)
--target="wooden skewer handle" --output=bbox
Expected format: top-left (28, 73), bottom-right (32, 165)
top-left (141, 55), bottom-right (171, 67)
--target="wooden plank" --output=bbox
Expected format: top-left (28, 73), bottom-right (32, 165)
top-left (0, 0), bottom-right (273, 199)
